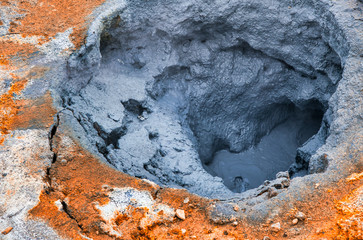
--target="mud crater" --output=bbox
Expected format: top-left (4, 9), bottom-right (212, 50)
top-left (63, 0), bottom-right (346, 199)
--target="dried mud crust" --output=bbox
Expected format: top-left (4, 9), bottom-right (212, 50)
top-left (0, 0), bottom-right (362, 239)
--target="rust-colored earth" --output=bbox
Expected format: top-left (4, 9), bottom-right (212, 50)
top-left (0, 0), bottom-right (362, 239)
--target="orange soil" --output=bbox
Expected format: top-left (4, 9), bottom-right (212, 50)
top-left (10, 91), bottom-right (57, 130)
top-left (0, 74), bottom-right (27, 144)
top-left (0, 40), bottom-right (38, 66)
top-left (0, 67), bottom-right (55, 144)
top-left (28, 127), bottom-right (363, 240)
top-left (5, 0), bottom-right (106, 49)
top-left (29, 130), bottom-right (251, 240)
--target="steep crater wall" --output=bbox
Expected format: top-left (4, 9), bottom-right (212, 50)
top-left (61, 0), bottom-right (348, 199)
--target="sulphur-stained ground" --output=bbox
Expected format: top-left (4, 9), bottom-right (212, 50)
top-left (0, 0), bottom-right (362, 240)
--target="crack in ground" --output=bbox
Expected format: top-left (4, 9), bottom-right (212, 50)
top-left (44, 111), bottom-right (91, 237)
top-left (44, 113), bottom-right (60, 193)
top-left (48, 113), bottom-right (60, 152)
top-left (60, 200), bottom-right (86, 233)
top-left (60, 96), bottom-right (117, 166)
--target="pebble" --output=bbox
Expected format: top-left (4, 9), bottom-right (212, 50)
top-left (270, 222), bottom-right (281, 232)
top-left (232, 221), bottom-right (238, 226)
top-left (137, 115), bottom-right (145, 121)
top-left (181, 229), bottom-right (186, 234)
top-left (276, 171), bottom-right (289, 179)
top-left (295, 211), bottom-right (306, 221)
top-left (263, 237), bottom-right (270, 240)
top-left (176, 209), bottom-right (185, 220)
top-left (281, 179), bottom-right (290, 188)
top-left (183, 197), bottom-right (190, 204)
top-left (233, 205), bottom-right (239, 211)
top-left (54, 199), bottom-right (63, 211)
top-left (268, 188), bottom-right (278, 198)
top-left (292, 218), bottom-right (298, 225)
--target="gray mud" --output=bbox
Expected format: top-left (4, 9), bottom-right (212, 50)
top-left (60, 0), bottom-right (350, 199)
top-left (206, 108), bottom-right (323, 192)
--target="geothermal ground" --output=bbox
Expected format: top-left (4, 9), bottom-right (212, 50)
top-left (0, 0), bottom-right (362, 239)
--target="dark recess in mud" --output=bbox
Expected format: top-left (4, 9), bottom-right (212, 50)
top-left (204, 102), bottom-right (324, 193)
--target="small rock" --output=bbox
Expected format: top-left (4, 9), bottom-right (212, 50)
top-left (61, 159), bottom-right (67, 164)
top-left (190, 236), bottom-right (197, 239)
top-left (2, 227), bottom-right (13, 235)
top-left (263, 237), bottom-right (270, 240)
top-left (264, 180), bottom-right (271, 186)
top-left (137, 115), bottom-right (145, 121)
top-left (176, 209), bottom-right (185, 220)
top-left (102, 184), bottom-right (113, 191)
top-left (232, 221), bottom-right (238, 226)
top-left (295, 211), bottom-right (306, 221)
top-left (183, 197), bottom-right (190, 204)
top-left (292, 218), bottom-right (298, 225)
top-left (281, 179), bottom-right (290, 188)
top-left (287, 227), bottom-right (301, 236)
top-left (181, 229), bottom-right (186, 234)
top-left (268, 188), bottom-right (278, 198)
top-left (276, 171), bottom-right (289, 179)
top-left (233, 205), bottom-right (239, 211)
top-left (54, 199), bottom-right (63, 211)
top-left (270, 222), bottom-right (281, 232)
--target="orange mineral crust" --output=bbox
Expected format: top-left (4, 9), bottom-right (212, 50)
top-left (334, 176), bottom-right (363, 239)
top-left (28, 127), bottom-right (254, 240)
top-left (5, 0), bottom-right (106, 48)
top-left (29, 124), bottom-right (363, 240)
top-left (0, 75), bottom-right (27, 144)
top-left (0, 67), bottom-right (55, 144)
top-left (0, 40), bottom-right (38, 67)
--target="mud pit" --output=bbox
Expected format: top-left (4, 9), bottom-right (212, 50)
top-left (62, 0), bottom-right (346, 199)
top-left (1, 0), bottom-right (362, 239)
